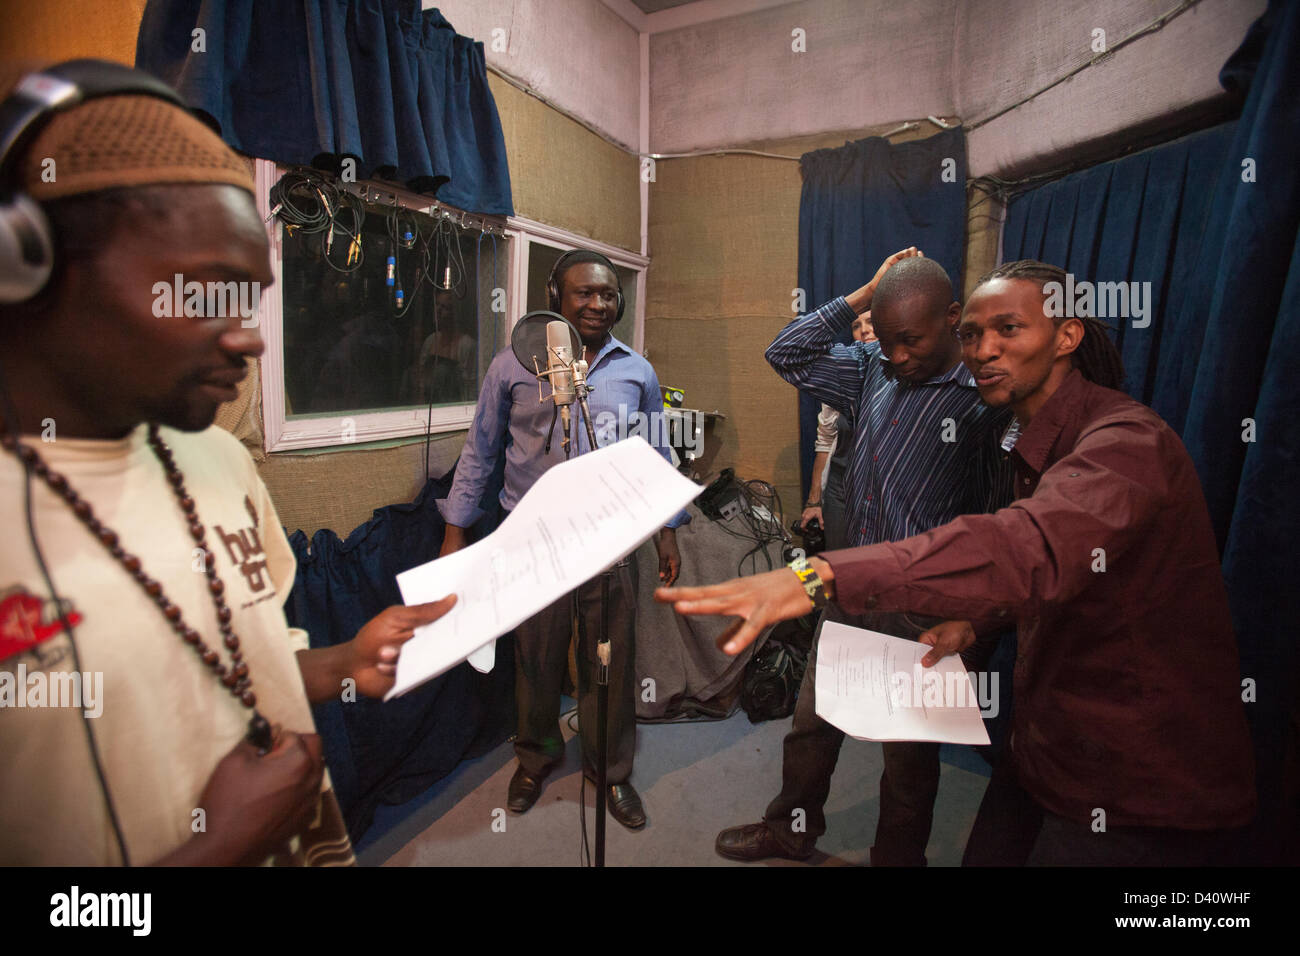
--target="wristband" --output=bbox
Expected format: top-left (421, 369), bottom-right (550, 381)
top-left (788, 555), bottom-right (831, 611)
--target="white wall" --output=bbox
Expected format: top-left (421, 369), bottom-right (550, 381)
top-left (959, 0), bottom-right (1265, 176)
top-left (431, 0), bottom-right (1266, 176)
top-left (650, 0), bottom-right (956, 152)
top-left (645, 0), bottom-right (1264, 175)
top-left (431, 0), bottom-right (642, 150)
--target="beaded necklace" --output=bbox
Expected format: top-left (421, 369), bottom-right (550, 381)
top-left (2, 423), bottom-right (273, 752)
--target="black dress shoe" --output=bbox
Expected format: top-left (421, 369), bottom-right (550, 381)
top-left (605, 782), bottom-right (647, 830)
top-left (507, 764), bottom-right (551, 814)
top-left (715, 822), bottom-right (814, 862)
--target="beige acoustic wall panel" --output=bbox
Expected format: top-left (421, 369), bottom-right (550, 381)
top-left (258, 435), bottom-right (467, 540)
top-left (491, 74), bottom-right (641, 253)
top-left (644, 124), bottom-right (938, 514)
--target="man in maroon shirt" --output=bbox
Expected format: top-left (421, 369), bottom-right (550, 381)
top-left (658, 260), bottom-right (1256, 865)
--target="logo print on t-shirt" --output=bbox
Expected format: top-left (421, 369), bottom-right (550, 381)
top-left (213, 523), bottom-right (269, 594)
top-left (0, 586), bottom-right (82, 660)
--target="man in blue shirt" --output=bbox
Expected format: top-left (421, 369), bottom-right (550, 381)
top-left (439, 250), bottom-right (687, 829)
top-left (715, 251), bottom-right (1012, 864)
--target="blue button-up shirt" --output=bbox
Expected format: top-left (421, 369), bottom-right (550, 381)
top-left (440, 334), bottom-right (691, 529)
top-left (766, 297), bottom-right (1012, 546)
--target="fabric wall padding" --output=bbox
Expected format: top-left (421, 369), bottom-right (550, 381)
top-left (261, 434), bottom-right (466, 539)
top-left (0, 0), bottom-right (147, 67)
top-left (489, 74), bottom-right (640, 252)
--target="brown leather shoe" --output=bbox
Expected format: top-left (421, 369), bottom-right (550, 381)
top-left (507, 764), bottom-right (551, 814)
top-left (715, 822), bottom-right (814, 862)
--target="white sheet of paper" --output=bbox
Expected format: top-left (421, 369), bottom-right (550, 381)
top-left (466, 640), bottom-right (495, 674)
top-left (814, 620), bottom-right (991, 745)
top-left (387, 437), bottom-right (699, 699)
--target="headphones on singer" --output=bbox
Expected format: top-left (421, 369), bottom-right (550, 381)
top-left (0, 59), bottom-right (185, 304)
top-left (545, 248), bottom-right (625, 322)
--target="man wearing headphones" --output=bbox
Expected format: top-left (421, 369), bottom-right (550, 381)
top-left (0, 60), bottom-right (453, 865)
top-left (439, 250), bottom-right (686, 829)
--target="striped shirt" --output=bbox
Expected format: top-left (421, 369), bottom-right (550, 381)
top-left (766, 297), bottom-right (1012, 546)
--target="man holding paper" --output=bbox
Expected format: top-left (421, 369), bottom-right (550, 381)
top-left (0, 60), bottom-right (454, 865)
top-left (659, 260), bottom-right (1256, 866)
top-left (710, 250), bottom-right (1013, 866)
top-left (439, 249), bottom-right (688, 830)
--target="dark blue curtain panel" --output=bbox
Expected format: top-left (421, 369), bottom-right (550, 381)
top-left (1002, 0), bottom-right (1299, 863)
top-left (136, 0), bottom-right (514, 215)
top-left (282, 463), bottom-right (512, 842)
top-left (796, 126), bottom-right (968, 499)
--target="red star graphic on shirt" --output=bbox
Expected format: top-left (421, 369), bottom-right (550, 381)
top-left (0, 587), bottom-right (82, 659)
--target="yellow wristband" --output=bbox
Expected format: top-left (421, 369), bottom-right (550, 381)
top-left (788, 555), bottom-right (830, 611)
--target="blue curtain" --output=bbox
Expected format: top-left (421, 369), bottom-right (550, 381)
top-left (135, 0), bottom-right (514, 215)
top-left (284, 464), bottom-right (510, 841)
top-left (796, 128), bottom-right (1016, 769)
top-left (1002, 0), bottom-right (1299, 863)
top-left (796, 126), bottom-right (968, 497)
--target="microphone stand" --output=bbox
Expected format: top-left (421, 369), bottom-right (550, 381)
top-left (531, 338), bottom-right (616, 866)
top-left (570, 357), bottom-right (614, 867)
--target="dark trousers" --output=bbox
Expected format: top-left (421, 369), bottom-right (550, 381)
top-left (763, 605), bottom-right (944, 865)
top-left (512, 559), bottom-right (638, 784)
top-left (963, 757), bottom-right (1243, 866)
top-left (822, 460), bottom-right (849, 552)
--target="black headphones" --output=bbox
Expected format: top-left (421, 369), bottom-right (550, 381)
top-left (0, 59), bottom-right (184, 304)
top-left (545, 248), bottom-right (625, 321)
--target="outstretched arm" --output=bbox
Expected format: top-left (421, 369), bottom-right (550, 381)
top-left (658, 417), bottom-right (1167, 654)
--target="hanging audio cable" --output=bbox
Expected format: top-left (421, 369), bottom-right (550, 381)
top-left (267, 169), bottom-right (332, 237)
top-left (428, 211), bottom-right (469, 299)
top-left (324, 187), bottom-right (365, 273)
top-left (386, 202), bottom-right (423, 317)
top-left (267, 169), bottom-right (366, 273)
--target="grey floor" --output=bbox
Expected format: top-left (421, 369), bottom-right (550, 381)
top-left (362, 703), bottom-right (992, 867)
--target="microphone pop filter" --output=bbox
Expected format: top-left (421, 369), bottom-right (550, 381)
top-left (511, 310), bottom-right (580, 375)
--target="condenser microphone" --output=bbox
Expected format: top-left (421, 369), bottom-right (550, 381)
top-left (546, 320), bottom-right (576, 454)
top-left (546, 320), bottom-right (576, 407)
top-left (511, 311), bottom-right (588, 457)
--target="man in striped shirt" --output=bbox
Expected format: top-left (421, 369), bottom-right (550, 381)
top-left (714, 250), bottom-right (1012, 865)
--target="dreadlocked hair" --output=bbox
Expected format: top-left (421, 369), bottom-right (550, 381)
top-left (975, 259), bottom-right (1126, 391)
